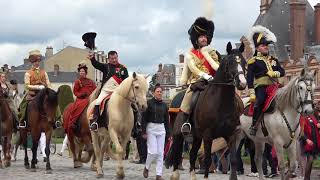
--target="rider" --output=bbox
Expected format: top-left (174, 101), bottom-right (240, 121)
top-left (247, 25), bottom-right (285, 136)
top-left (179, 17), bottom-right (221, 138)
top-left (18, 50), bottom-right (62, 128)
top-left (88, 50), bottom-right (128, 131)
top-left (64, 62), bottom-right (96, 132)
top-left (0, 71), bottom-right (19, 132)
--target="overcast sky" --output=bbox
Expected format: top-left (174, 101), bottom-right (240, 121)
top-left (0, 0), bottom-right (318, 74)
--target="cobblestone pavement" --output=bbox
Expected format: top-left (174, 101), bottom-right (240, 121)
top-left (0, 144), bottom-right (319, 180)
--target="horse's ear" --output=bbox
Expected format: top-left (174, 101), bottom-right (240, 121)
top-left (239, 42), bottom-right (245, 53)
top-left (133, 72), bottom-right (137, 79)
top-left (300, 68), bottom-right (305, 77)
top-left (226, 42), bottom-right (232, 55)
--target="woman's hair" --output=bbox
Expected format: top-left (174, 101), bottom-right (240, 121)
top-left (77, 63), bottom-right (88, 74)
top-left (153, 83), bottom-right (162, 92)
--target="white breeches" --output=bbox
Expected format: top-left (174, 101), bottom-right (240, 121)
top-left (145, 123), bottom-right (166, 176)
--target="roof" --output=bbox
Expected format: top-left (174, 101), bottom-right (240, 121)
top-left (7, 71), bottom-right (78, 84)
top-left (253, 0), bottom-right (315, 61)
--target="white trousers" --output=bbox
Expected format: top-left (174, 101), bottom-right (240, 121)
top-left (95, 90), bottom-right (111, 105)
top-left (95, 78), bottom-right (119, 105)
top-left (39, 132), bottom-right (46, 158)
top-left (60, 135), bottom-right (69, 153)
top-left (145, 123), bottom-right (166, 176)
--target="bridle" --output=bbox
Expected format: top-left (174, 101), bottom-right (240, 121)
top-left (296, 76), bottom-right (314, 113)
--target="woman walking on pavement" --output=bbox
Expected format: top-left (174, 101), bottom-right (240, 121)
top-left (142, 84), bottom-right (170, 180)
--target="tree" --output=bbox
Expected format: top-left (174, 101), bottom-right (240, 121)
top-left (148, 74), bottom-right (157, 97)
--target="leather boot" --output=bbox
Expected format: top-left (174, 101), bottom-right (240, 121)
top-left (90, 105), bottom-right (100, 131)
top-left (156, 175), bottom-right (164, 180)
top-left (250, 107), bottom-right (262, 136)
top-left (143, 167), bottom-right (148, 178)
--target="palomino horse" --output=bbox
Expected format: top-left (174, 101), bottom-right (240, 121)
top-left (88, 72), bottom-right (148, 178)
top-left (239, 68), bottom-right (315, 180)
top-left (63, 104), bottom-right (95, 168)
top-left (0, 89), bottom-right (14, 168)
top-left (20, 88), bottom-right (59, 173)
top-left (169, 42), bottom-right (247, 180)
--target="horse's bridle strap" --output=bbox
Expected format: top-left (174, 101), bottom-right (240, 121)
top-left (281, 111), bottom-right (300, 149)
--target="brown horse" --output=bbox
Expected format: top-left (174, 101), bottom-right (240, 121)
top-left (63, 104), bottom-right (94, 168)
top-left (20, 88), bottom-right (59, 173)
top-left (0, 90), bottom-right (14, 168)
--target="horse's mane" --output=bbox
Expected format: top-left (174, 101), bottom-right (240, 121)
top-left (34, 88), bottom-right (58, 112)
top-left (275, 77), bottom-right (299, 112)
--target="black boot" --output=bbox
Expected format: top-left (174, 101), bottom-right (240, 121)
top-left (250, 107), bottom-right (262, 136)
top-left (12, 113), bottom-right (19, 132)
top-left (90, 105), bottom-right (100, 131)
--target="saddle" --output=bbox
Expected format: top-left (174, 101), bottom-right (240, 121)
top-left (243, 83), bottom-right (279, 117)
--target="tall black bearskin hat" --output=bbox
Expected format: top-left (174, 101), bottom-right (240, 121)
top-left (247, 25), bottom-right (277, 50)
top-left (188, 17), bottom-right (215, 49)
top-left (77, 62), bottom-right (88, 73)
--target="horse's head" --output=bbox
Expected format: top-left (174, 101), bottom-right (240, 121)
top-left (295, 68), bottom-right (316, 115)
top-left (37, 88), bottom-right (59, 122)
top-left (129, 72), bottom-right (148, 112)
top-left (218, 42), bottom-right (247, 90)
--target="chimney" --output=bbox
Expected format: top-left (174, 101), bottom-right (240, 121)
top-left (290, 0), bottom-right (306, 62)
top-left (179, 54), bottom-right (184, 63)
top-left (260, 0), bottom-right (272, 14)
top-left (158, 63), bottom-right (163, 72)
top-left (315, 3), bottom-right (320, 45)
top-left (45, 46), bottom-right (53, 59)
top-left (53, 64), bottom-right (59, 76)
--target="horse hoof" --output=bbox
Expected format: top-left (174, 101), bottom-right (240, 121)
top-left (96, 173), bottom-right (104, 178)
top-left (29, 168), bottom-right (36, 172)
top-left (116, 168), bottom-right (125, 179)
top-left (45, 169), bottom-right (52, 174)
top-left (24, 164), bottom-right (30, 169)
top-left (74, 161), bottom-right (83, 168)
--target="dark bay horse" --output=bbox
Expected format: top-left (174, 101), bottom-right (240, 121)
top-left (0, 90), bottom-right (14, 168)
top-left (20, 88), bottom-right (59, 173)
top-left (63, 104), bottom-right (94, 168)
top-left (169, 42), bottom-right (247, 180)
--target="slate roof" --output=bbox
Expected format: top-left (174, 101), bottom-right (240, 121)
top-left (253, 0), bottom-right (315, 61)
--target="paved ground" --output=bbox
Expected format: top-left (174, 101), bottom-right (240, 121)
top-left (0, 144), bottom-right (319, 179)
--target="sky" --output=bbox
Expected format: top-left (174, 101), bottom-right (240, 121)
top-left (0, 0), bottom-right (318, 74)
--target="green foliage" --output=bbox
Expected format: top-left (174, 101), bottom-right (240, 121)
top-left (148, 74), bottom-right (157, 97)
top-left (57, 85), bottom-right (74, 113)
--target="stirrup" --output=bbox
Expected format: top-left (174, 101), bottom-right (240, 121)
top-left (90, 121), bottom-right (98, 131)
top-left (55, 121), bottom-right (62, 128)
top-left (181, 122), bottom-right (191, 134)
top-left (19, 121), bottom-right (26, 128)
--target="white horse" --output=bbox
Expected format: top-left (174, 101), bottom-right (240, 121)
top-left (88, 72), bottom-right (148, 178)
top-left (239, 68), bottom-right (316, 180)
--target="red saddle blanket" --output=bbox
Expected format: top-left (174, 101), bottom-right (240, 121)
top-left (245, 84), bottom-right (279, 117)
top-left (99, 94), bottom-right (112, 114)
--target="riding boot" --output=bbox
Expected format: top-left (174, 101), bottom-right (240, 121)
top-left (90, 105), bottom-right (100, 131)
top-left (250, 107), bottom-right (262, 136)
top-left (12, 113), bottom-right (19, 132)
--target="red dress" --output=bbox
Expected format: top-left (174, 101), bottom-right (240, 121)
top-left (63, 77), bottom-right (96, 133)
top-left (299, 115), bottom-right (320, 156)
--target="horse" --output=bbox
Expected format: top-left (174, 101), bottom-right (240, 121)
top-left (239, 68), bottom-right (316, 180)
top-left (88, 72), bottom-right (148, 178)
top-left (63, 102), bottom-right (95, 168)
top-left (20, 88), bottom-right (59, 173)
top-left (0, 88), bottom-right (14, 168)
top-left (169, 42), bottom-right (247, 180)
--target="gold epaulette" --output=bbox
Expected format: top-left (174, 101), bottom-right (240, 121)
top-left (247, 58), bottom-right (255, 65)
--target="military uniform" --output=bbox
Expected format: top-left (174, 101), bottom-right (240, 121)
top-left (18, 50), bottom-right (62, 128)
top-left (247, 26), bottom-right (285, 136)
top-left (89, 55), bottom-right (128, 129)
top-left (179, 17), bottom-right (220, 137)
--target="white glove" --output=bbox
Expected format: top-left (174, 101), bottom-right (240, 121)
top-left (38, 85), bottom-right (45, 90)
top-left (199, 72), bottom-right (213, 81)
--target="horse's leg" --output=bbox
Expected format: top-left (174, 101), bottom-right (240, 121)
top-left (14, 134), bottom-right (20, 161)
top-left (91, 131), bottom-right (103, 178)
top-left (304, 155), bottom-right (313, 180)
top-left (68, 134), bottom-right (79, 168)
top-left (21, 131), bottom-right (29, 169)
top-left (274, 143), bottom-right (286, 180)
top-left (202, 138), bottom-right (213, 179)
top-left (80, 134), bottom-right (93, 163)
top-left (44, 130), bottom-right (52, 174)
top-left (170, 134), bottom-right (184, 180)
top-left (3, 136), bottom-right (9, 167)
top-left (116, 135), bottom-right (128, 179)
top-left (109, 127), bottom-right (125, 179)
top-left (0, 148), bottom-right (2, 169)
top-left (6, 135), bottom-right (12, 167)
top-left (189, 136), bottom-right (202, 180)
top-left (229, 136), bottom-right (239, 180)
top-left (30, 131), bottom-right (41, 172)
top-left (254, 142), bottom-right (265, 180)
top-left (285, 144), bottom-right (297, 179)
